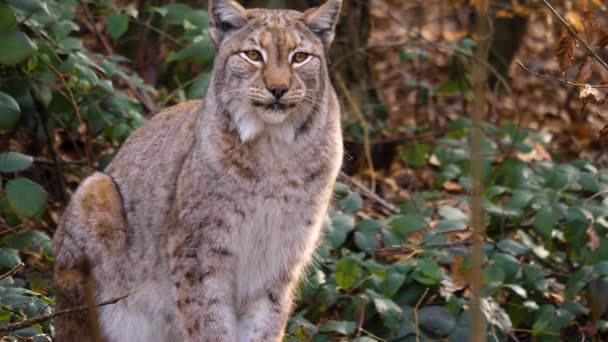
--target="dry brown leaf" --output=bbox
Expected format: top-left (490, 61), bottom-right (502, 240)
top-left (582, 11), bottom-right (601, 46)
top-left (576, 57), bottom-right (594, 83)
top-left (600, 124), bottom-right (608, 139)
top-left (580, 84), bottom-right (604, 103)
top-left (556, 29), bottom-right (576, 72)
top-left (450, 255), bottom-right (471, 289)
top-left (565, 11), bottom-right (584, 33)
top-left (442, 181), bottom-right (463, 192)
top-left (600, 33), bottom-right (608, 48)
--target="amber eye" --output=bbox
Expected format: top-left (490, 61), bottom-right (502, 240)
top-left (245, 50), bottom-right (263, 62)
top-left (292, 52), bottom-right (309, 64)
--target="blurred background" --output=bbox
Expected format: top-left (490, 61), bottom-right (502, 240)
top-left (1, 0), bottom-right (608, 341)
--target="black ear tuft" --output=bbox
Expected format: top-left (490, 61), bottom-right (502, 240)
top-left (209, 0), bottom-right (248, 47)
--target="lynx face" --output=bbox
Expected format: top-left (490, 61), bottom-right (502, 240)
top-left (209, 0), bottom-right (341, 142)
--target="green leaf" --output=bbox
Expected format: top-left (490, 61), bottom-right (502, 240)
top-left (438, 205), bottom-right (468, 220)
top-left (335, 256), bottom-right (359, 291)
top-left (318, 320), bottom-right (356, 335)
top-left (497, 239), bottom-right (529, 256)
top-left (381, 269), bottom-right (406, 297)
top-left (388, 214), bottom-right (427, 235)
top-left (418, 306), bottom-right (457, 337)
top-left (565, 266), bottom-right (593, 298)
top-left (0, 91), bottom-right (20, 130)
top-left (167, 37), bottom-right (214, 64)
top-left (5, 0), bottom-right (49, 14)
top-left (6, 178), bottom-right (48, 218)
top-left (532, 206), bottom-right (557, 240)
top-left (412, 258), bottom-right (442, 285)
top-left (402, 143), bottom-right (431, 168)
top-left (106, 13), bottom-right (129, 40)
top-left (354, 231), bottom-right (378, 253)
top-left (373, 297), bottom-right (403, 330)
top-left (0, 248), bottom-right (21, 268)
top-left (0, 5), bottom-right (17, 32)
top-left (187, 72), bottom-right (212, 100)
top-left (0, 152), bottom-right (33, 173)
top-left (326, 213), bottom-right (354, 248)
top-left (339, 192), bottom-right (362, 213)
top-left (0, 30), bottom-right (37, 65)
top-left (502, 284), bottom-right (527, 298)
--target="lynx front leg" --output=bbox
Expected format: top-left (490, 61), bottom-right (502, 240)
top-left (239, 283), bottom-right (296, 342)
top-left (168, 233), bottom-right (238, 341)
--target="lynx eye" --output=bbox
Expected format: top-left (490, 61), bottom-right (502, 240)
top-left (292, 52), bottom-right (310, 65)
top-left (243, 50), bottom-right (263, 62)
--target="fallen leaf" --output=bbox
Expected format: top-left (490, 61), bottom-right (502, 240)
top-left (580, 84), bottom-right (604, 103)
top-left (583, 11), bottom-right (601, 46)
top-left (576, 57), bottom-right (594, 83)
top-left (556, 29), bottom-right (575, 72)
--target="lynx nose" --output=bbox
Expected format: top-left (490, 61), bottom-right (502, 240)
top-left (268, 84), bottom-right (288, 99)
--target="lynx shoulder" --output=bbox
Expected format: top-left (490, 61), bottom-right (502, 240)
top-left (53, 1), bottom-right (343, 341)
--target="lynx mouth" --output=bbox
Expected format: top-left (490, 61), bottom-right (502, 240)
top-left (253, 101), bottom-right (296, 111)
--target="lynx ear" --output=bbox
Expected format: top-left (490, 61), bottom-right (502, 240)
top-left (303, 0), bottom-right (342, 47)
top-left (209, 0), bottom-right (249, 47)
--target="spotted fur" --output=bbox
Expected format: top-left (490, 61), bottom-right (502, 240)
top-left (52, 1), bottom-right (342, 341)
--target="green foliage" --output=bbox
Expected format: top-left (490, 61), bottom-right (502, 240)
top-left (287, 120), bottom-right (608, 341)
top-left (0, 0), bottom-right (607, 340)
top-left (0, 0), bottom-right (213, 338)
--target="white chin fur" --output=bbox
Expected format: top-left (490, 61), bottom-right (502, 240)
top-left (232, 108), bottom-right (296, 144)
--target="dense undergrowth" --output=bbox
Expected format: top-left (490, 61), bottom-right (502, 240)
top-left (1, 0), bottom-right (608, 341)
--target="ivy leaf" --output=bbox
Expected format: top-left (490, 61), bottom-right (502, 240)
top-left (0, 248), bottom-right (21, 268)
top-left (565, 266), bottom-right (593, 298)
top-left (354, 231), bottom-right (379, 253)
top-left (106, 13), bottom-right (129, 40)
top-left (326, 213), bottom-right (354, 248)
top-left (0, 4), bottom-right (17, 32)
top-left (373, 298), bottom-right (403, 330)
top-left (412, 258), bottom-right (442, 285)
top-left (318, 320), bottom-right (356, 335)
top-left (388, 214), bottom-right (427, 235)
top-left (335, 256), bottom-right (359, 291)
top-left (418, 306), bottom-right (457, 337)
top-left (381, 270), bottom-right (406, 297)
top-left (0, 92), bottom-right (20, 130)
top-left (339, 192), bottom-right (362, 213)
top-left (6, 178), bottom-right (48, 218)
top-left (532, 206), bottom-right (557, 241)
top-left (0, 30), bottom-right (37, 65)
top-left (0, 152), bottom-right (33, 173)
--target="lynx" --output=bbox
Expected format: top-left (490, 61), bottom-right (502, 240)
top-left (52, 0), bottom-right (343, 341)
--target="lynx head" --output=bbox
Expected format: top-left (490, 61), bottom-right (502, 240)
top-left (208, 0), bottom-right (342, 143)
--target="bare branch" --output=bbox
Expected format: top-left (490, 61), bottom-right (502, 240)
top-left (338, 171), bottom-right (398, 214)
top-left (543, 0), bottom-right (608, 73)
top-left (0, 291), bottom-right (135, 335)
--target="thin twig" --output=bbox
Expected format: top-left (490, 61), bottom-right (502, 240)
top-left (0, 224), bottom-right (22, 236)
top-left (34, 158), bottom-right (88, 166)
top-left (543, 0), bottom-right (608, 73)
top-left (0, 263), bottom-right (24, 282)
top-left (584, 188), bottom-right (608, 204)
top-left (414, 287), bottom-right (430, 342)
top-left (338, 171), bottom-right (398, 214)
top-left (516, 61), bottom-right (608, 89)
top-left (336, 75), bottom-right (377, 192)
top-left (0, 291), bottom-right (134, 334)
top-left (356, 296), bottom-right (365, 341)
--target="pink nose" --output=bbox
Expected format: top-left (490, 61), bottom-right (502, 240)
top-left (268, 84), bottom-right (288, 99)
